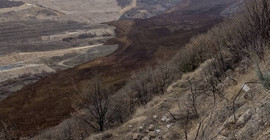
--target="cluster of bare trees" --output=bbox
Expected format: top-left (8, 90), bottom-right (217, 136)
top-left (127, 61), bottom-right (179, 106)
top-left (68, 58), bottom-right (181, 135)
top-left (165, 0), bottom-right (270, 139)
top-left (217, 0), bottom-right (270, 62)
top-left (35, 0), bottom-right (269, 139)
top-left (0, 121), bottom-right (16, 140)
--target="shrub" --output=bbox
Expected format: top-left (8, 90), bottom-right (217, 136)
top-left (257, 69), bottom-right (270, 90)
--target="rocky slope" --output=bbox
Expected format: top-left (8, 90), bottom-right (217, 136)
top-left (0, 0), bottom-right (239, 138)
top-left (88, 57), bottom-right (270, 140)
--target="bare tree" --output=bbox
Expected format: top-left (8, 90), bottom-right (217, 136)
top-left (151, 61), bottom-right (177, 94)
top-left (74, 76), bottom-right (112, 132)
top-left (219, 0), bottom-right (270, 62)
top-left (0, 121), bottom-right (16, 140)
top-left (188, 79), bottom-right (199, 117)
top-left (129, 70), bottom-right (152, 105)
top-left (244, 0), bottom-right (270, 44)
top-left (111, 92), bottom-right (132, 124)
top-left (183, 108), bottom-right (190, 140)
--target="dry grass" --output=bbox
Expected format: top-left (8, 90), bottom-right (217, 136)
top-left (0, 5), bottom-right (224, 137)
top-left (95, 55), bottom-right (270, 139)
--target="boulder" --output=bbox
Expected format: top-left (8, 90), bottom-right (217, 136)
top-left (149, 124), bottom-right (155, 131)
top-left (236, 109), bottom-right (252, 126)
top-left (139, 126), bottom-right (144, 131)
top-left (148, 131), bottom-right (157, 138)
top-left (155, 129), bottom-right (161, 133)
top-left (142, 136), bottom-right (150, 140)
top-left (166, 123), bottom-right (173, 129)
top-left (161, 116), bottom-right (168, 122)
top-left (217, 135), bottom-right (227, 140)
top-left (133, 133), bottom-right (143, 140)
top-left (223, 115), bottom-right (235, 127)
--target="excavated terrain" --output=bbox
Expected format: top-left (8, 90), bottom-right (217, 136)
top-left (0, 0), bottom-right (125, 99)
top-left (0, 0), bottom-right (241, 138)
top-left (0, 0), bottom-right (24, 8)
top-left (17, 0), bottom-right (122, 23)
top-left (0, 0), bottom-right (239, 138)
top-left (121, 0), bottom-right (183, 19)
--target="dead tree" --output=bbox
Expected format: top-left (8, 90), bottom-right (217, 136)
top-left (245, 0), bottom-right (270, 44)
top-left (188, 79), bottom-right (199, 117)
top-left (74, 76), bottom-right (112, 132)
top-left (111, 92), bottom-right (132, 124)
top-left (0, 121), bottom-right (16, 140)
top-left (183, 109), bottom-right (190, 140)
top-left (223, 0), bottom-right (270, 61)
top-left (152, 61), bottom-right (177, 94)
top-left (129, 70), bottom-right (152, 105)
top-left (88, 77), bottom-right (111, 132)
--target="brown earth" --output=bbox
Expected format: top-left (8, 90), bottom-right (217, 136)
top-left (0, 1), bottom-right (236, 138)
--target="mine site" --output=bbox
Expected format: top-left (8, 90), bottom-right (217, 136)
top-left (0, 0), bottom-right (125, 99)
top-left (1, 0), bottom-right (270, 140)
top-left (0, 0), bottom-right (194, 100)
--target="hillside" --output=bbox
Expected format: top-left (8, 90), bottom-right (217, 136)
top-left (27, 0), bottom-right (270, 138)
top-left (87, 0), bottom-right (270, 140)
top-left (89, 57), bottom-right (270, 140)
top-left (0, 0), bottom-right (239, 138)
top-left (84, 1), bottom-right (270, 139)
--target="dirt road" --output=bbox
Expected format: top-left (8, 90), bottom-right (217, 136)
top-left (120, 0), bottom-right (136, 14)
top-left (0, 44), bottom-right (103, 66)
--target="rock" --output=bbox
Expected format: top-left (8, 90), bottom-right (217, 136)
top-left (166, 109), bottom-right (181, 120)
top-left (223, 115), bottom-right (235, 127)
top-left (217, 135), bottom-right (227, 140)
top-left (220, 128), bottom-right (230, 137)
top-left (236, 109), bottom-right (252, 126)
top-left (149, 131), bottom-right (157, 138)
top-left (133, 133), bottom-right (142, 140)
top-left (161, 116), bottom-right (168, 122)
top-left (149, 124), bottom-right (155, 131)
top-left (155, 129), bottom-right (161, 133)
top-left (153, 115), bottom-right (157, 119)
top-left (139, 126), bottom-right (144, 131)
top-left (142, 136), bottom-right (150, 140)
top-left (101, 133), bottom-right (113, 139)
top-left (166, 123), bottom-right (173, 129)
top-left (129, 125), bottom-right (133, 128)
top-left (165, 118), bottom-right (172, 123)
